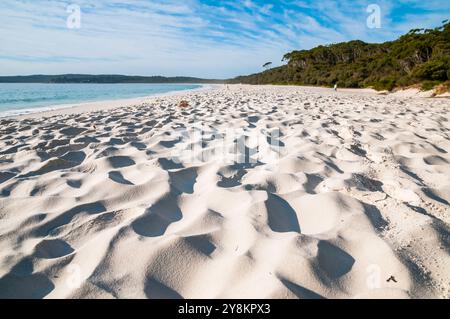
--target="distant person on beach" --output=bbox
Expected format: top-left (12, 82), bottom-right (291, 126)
top-left (334, 83), bottom-right (338, 91)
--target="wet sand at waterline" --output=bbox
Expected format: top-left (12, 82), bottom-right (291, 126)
top-left (0, 85), bottom-right (449, 298)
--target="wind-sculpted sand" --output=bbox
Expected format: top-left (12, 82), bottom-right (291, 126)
top-left (0, 85), bottom-right (449, 299)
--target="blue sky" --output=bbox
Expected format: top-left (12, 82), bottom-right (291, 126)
top-left (0, 0), bottom-right (449, 78)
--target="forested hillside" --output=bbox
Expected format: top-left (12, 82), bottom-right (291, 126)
top-left (0, 74), bottom-right (222, 84)
top-left (230, 21), bottom-right (450, 91)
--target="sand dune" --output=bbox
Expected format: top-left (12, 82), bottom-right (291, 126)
top-left (0, 85), bottom-right (449, 299)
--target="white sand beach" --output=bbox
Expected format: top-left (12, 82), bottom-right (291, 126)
top-left (0, 85), bottom-right (449, 299)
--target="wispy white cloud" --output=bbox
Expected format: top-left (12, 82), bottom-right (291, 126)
top-left (0, 0), bottom-right (448, 78)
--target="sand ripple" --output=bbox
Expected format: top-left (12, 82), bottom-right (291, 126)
top-left (0, 85), bottom-right (449, 298)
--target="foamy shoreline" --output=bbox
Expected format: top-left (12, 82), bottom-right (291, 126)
top-left (0, 85), bottom-right (449, 299)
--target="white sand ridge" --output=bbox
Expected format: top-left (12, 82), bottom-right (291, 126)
top-left (0, 85), bottom-right (449, 299)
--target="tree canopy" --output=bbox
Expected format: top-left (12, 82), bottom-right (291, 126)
top-left (230, 21), bottom-right (450, 91)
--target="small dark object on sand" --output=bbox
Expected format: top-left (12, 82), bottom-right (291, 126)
top-left (387, 275), bottom-right (397, 283)
top-left (178, 100), bottom-right (190, 108)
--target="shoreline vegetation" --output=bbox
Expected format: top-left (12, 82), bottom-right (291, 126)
top-left (0, 74), bottom-right (223, 84)
top-left (229, 21), bottom-right (450, 93)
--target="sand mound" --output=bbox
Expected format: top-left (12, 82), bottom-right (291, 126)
top-left (0, 85), bottom-right (449, 299)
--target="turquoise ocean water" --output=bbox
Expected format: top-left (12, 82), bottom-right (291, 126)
top-left (0, 83), bottom-right (203, 117)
